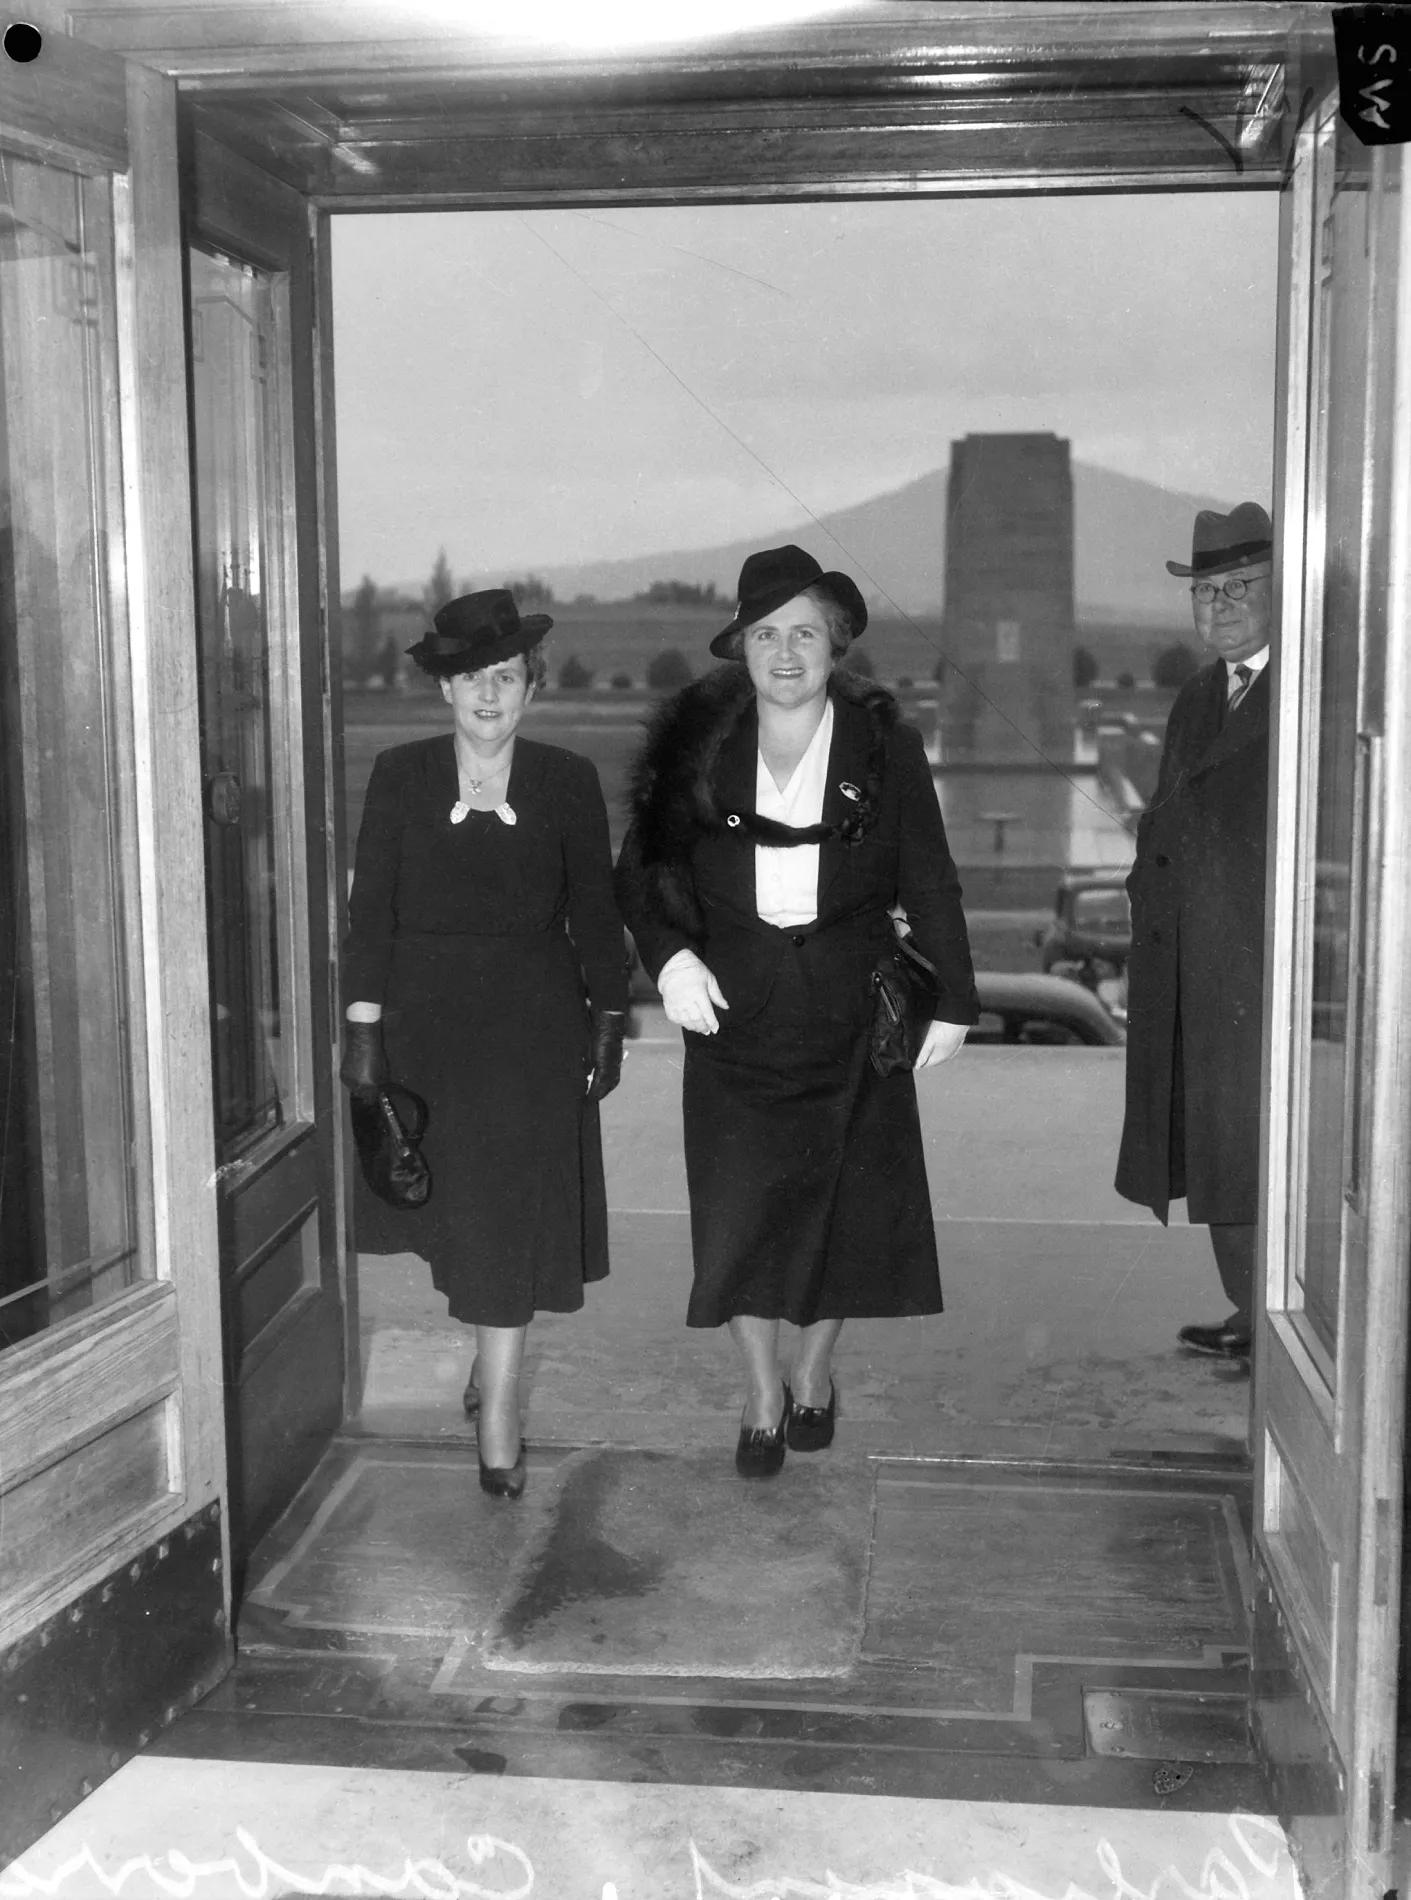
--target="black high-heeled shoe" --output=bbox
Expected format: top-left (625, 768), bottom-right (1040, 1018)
top-left (479, 1444), bottom-right (526, 1499)
top-left (735, 1385), bottom-right (792, 1479)
top-left (786, 1381), bottom-right (836, 1452)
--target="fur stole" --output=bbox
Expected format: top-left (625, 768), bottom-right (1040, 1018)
top-left (623, 665), bottom-right (900, 938)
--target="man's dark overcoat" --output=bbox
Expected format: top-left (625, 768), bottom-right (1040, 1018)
top-left (1115, 660), bottom-right (1269, 1225)
top-left (615, 666), bottom-right (978, 1328)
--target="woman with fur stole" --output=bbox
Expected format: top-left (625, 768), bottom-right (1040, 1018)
top-left (615, 546), bottom-right (978, 1478)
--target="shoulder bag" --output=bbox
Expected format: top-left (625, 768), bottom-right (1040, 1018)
top-left (869, 933), bottom-right (942, 1076)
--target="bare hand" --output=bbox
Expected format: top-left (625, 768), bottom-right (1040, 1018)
top-left (915, 1019), bottom-right (968, 1069)
top-left (659, 954), bottom-right (730, 1035)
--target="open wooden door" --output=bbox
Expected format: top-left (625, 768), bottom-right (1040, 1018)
top-left (1254, 90), bottom-right (1411, 1897)
top-left (0, 38), bottom-right (231, 1860)
top-left (182, 128), bottom-right (348, 1563)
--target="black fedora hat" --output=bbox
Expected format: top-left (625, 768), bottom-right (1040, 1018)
top-left (1166, 502), bottom-right (1273, 578)
top-left (407, 589), bottom-right (553, 678)
top-left (709, 545), bottom-right (868, 660)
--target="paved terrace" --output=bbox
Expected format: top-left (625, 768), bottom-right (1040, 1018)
top-left (355, 1017), bottom-right (1246, 1463)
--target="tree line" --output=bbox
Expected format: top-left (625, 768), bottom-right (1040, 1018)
top-left (349, 551), bottom-right (1197, 695)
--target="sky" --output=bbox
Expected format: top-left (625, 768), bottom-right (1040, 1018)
top-left (331, 193), bottom-right (1278, 592)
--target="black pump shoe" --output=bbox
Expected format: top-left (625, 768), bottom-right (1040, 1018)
top-left (479, 1444), bottom-right (526, 1499)
top-left (787, 1382), bottom-right (836, 1452)
top-left (736, 1386), bottom-right (792, 1479)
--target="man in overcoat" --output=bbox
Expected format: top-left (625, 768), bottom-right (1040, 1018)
top-left (1115, 502), bottom-right (1275, 1361)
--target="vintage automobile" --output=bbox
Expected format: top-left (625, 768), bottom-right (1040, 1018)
top-left (1034, 869), bottom-right (1132, 1025)
top-left (969, 971), bottom-right (1126, 1046)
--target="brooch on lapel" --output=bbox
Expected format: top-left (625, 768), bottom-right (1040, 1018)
top-left (839, 782), bottom-right (861, 803)
top-left (726, 813), bottom-right (742, 828)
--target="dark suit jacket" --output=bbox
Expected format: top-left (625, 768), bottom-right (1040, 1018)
top-left (344, 735), bottom-right (628, 1016)
top-left (617, 687), bottom-right (978, 1030)
top-left (1115, 659), bottom-right (1268, 1223)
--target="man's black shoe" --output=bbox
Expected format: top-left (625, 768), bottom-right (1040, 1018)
top-left (1178, 1320), bottom-right (1251, 1360)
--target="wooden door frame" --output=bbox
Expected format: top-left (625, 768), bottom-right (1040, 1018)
top-left (183, 126), bottom-right (350, 1548)
top-left (64, 1), bottom-right (1313, 208)
top-left (49, 2), bottom-right (1411, 1875)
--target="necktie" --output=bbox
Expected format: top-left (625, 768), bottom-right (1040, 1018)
top-left (1228, 662), bottom-right (1254, 713)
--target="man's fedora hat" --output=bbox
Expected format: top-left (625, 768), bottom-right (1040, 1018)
top-left (710, 544), bottom-right (868, 660)
top-left (1166, 502), bottom-right (1274, 578)
top-left (407, 589), bottom-right (553, 677)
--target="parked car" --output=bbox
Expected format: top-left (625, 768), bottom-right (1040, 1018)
top-left (1035, 869), bottom-right (1132, 1025)
top-left (970, 972), bottom-right (1126, 1046)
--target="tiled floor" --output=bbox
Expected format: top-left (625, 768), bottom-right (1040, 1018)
top-left (142, 1444), bottom-right (1264, 1819)
top-left (7, 1759), bottom-right (1300, 1899)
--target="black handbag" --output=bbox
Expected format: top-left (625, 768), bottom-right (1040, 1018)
top-left (869, 933), bottom-right (942, 1076)
top-left (350, 1084), bottom-right (432, 1209)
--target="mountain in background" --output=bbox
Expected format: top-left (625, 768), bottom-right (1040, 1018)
top-left (513, 462), bottom-right (1238, 624)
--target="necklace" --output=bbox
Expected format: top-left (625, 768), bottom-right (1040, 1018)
top-left (451, 750), bottom-right (515, 827)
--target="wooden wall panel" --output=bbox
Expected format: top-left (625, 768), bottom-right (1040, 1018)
top-left (0, 1285), bottom-right (177, 1491)
top-left (0, 1404), bottom-right (170, 1611)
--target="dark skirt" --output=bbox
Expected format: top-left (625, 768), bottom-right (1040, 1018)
top-left (353, 928), bottom-right (608, 1327)
top-left (681, 950), bottom-right (942, 1328)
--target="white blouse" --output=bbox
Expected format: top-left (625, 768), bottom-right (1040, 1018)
top-left (754, 699), bottom-right (833, 928)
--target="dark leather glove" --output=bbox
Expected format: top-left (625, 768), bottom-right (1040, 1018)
top-left (586, 1010), bottom-right (625, 1103)
top-left (340, 1019), bottom-right (389, 1099)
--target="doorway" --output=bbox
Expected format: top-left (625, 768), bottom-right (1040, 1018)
top-left (4, 12), bottom-right (1408, 1896)
top-left (173, 56), bottom-right (1404, 1895)
top-left (333, 192), bottom-right (1278, 1465)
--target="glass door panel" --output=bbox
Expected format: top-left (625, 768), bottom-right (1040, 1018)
top-left (189, 248), bottom-right (298, 1161)
top-left (1292, 116), bottom-right (1372, 1365)
top-left (0, 151), bottom-right (149, 1349)
top-left (1255, 97), bottom-right (1408, 1894)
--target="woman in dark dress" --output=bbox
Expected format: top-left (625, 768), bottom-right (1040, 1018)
top-left (616, 546), bottom-right (978, 1478)
top-left (341, 591), bottom-right (627, 1498)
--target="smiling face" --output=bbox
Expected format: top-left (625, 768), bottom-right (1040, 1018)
top-left (1190, 560), bottom-right (1274, 665)
top-left (741, 592), bottom-right (836, 712)
top-left (439, 652), bottom-right (534, 749)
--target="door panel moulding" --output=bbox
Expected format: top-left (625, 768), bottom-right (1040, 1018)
top-left (119, 56), bottom-right (230, 1577)
top-left (183, 128), bottom-right (347, 1558)
top-left (62, 1), bottom-right (1317, 205)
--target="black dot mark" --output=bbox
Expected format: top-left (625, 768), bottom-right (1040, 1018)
top-left (4, 22), bottom-right (41, 62)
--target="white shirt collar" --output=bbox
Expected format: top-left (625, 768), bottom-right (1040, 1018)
top-left (756, 698), bottom-right (834, 820)
top-left (1226, 645), bottom-right (1270, 678)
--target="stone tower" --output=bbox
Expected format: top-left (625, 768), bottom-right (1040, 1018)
top-left (940, 432), bottom-right (1075, 762)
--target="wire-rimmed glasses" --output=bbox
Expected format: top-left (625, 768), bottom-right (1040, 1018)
top-left (1190, 575), bottom-right (1267, 604)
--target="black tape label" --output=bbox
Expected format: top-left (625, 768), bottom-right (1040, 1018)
top-left (1334, 5), bottom-right (1411, 144)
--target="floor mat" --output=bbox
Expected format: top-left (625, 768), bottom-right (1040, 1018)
top-left (482, 1446), bottom-right (875, 1678)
